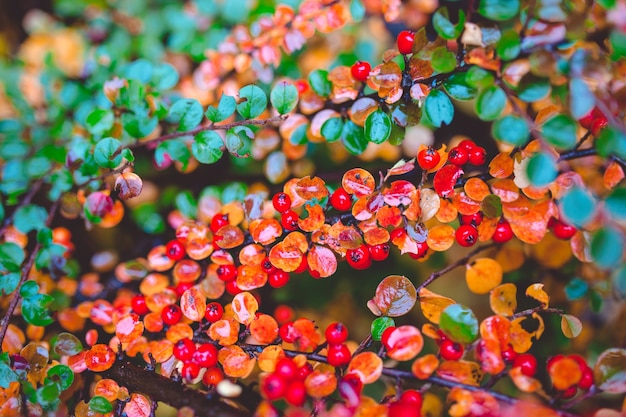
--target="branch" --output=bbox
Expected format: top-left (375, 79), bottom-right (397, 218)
top-left (101, 360), bottom-right (249, 417)
top-left (416, 243), bottom-right (497, 292)
top-left (0, 199), bottom-right (59, 347)
top-left (511, 306), bottom-right (564, 319)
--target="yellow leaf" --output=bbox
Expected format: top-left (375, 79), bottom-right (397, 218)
top-left (490, 283), bottom-right (517, 316)
top-left (419, 288), bottom-right (455, 324)
top-left (560, 314), bottom-right (582, 338)
top-left (509, 317), bottom-right (534, 353)
top-left (526, 283), bottom-right (549, 308)
top-left (508, 367), bottom-right (542, 392)
top-left (465, 258), bottom-right (503, 294)
top-left (530, 232), bottom-right (572, 269)
top-left (436, 360), bottom-right (484, 386)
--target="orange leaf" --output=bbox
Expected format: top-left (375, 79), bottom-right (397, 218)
top-left (549, 357), bottom-right (582, 390)
top-left (508, 366), bottom-right (542, 392)
top-left (298, 204), bottom-right (326, 232)
top-left (426, 224), bottom-right (455, 252)
top-left (292, 318), bottom-right (322, 352)
top-left (368, 275), bottom-right (417, 317)
top-left (385, 325), bottom-right (424, 361)
top-left (307, 245), bottom-right (337, 278)
top-left (419, 288), bottom-right (455, 324)
top-left (526, 283), bottom-right (549, 308)
top-left (257, 345), bottom-right (285, 373)
top-left (215, 225), bottom-right (245, 249)
top-left (231, 292), bottom-right (259, 325)
top-left (304, 369), bottom-right (337, 398)
top-left (530, 232), bottom-right (572, 269)
top-left (465, 258), bottom-right (503, 294)
top-left (295, 176), bottom-right (328, 200)
top-left (238, 244), bottom-right (265, 267)
top-left (464, 178), bottom-right (490, 201)
top-left (236, 265), bottom-right (268, 291)
top-left (489, 152), bottom-right (514, 178)
top-left (346, 352), bottom-right (383, 384)
top-left (437, 360), bottom-right (484, 386)
top-left (386, 158), bottom-right (416, 178)
top-left (250, 314), bottom-right (279, 344)
top-left (376, 205), bottom-right (403, 228)
top-left (450, 192), bottom-right (481, 215)
top-left (490, 283), bottom-right (517, 316)
top-left (219, 345), bottom-right (256, 378)
top-left (208, 319), bottom-right (239, 346)
top-left (604, 161), bottom-right (625, 189)
top-left (84, 344), bottom-right (115, 372)
top-left (435, 198), bottom-right (458, 223)
top-left (491, 179), bottom-right (520, 203)
top-left (342, 168), bottom-right (376, 197)
top-left (411, 353), bottom-right (439, 379)
top-left (509, 317), bottom-right (534, 353)
top-left (269, 241), bottom-right (303, 272)
top-left (329, 222), bottom-right (362, 250)
top-left (115, 314), bottom-right (144, 344)
top-left (249, 219), bottom-right (283, 245)
top-left (362, 226), bottom-right (390, 246)
top-left (123, 393), bottom-right (152, 417)
top-left (383, 180), bottom-right (415, 206)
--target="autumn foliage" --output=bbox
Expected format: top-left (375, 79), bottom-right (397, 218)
top-left (0, 1), bottom-right (626, 417)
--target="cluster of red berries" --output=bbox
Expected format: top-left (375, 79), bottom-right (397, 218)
top-left (579, 106), bottom-right (608, 137)
top-left (388, 389), bottom-right (423, 417)
top-left (324, 322), bottom-right (352, 367)
top-left (548, 354), bottom-right (595, 398)
top-left (389, 228), bottom-right (429, 260)
top-left (448, 140), bottom-right (487, 167)
top-left (172, 338), bottom-right (223, 384)
top-left (549, 217), bottom-right (577, 240)
top-left (434, 330), bottom-right (464, 361)
top-left (261, 356), bottom-right (313, 406)
top-left (272, 192), bottom-right (300, 231)
top-left (345, 243), bottom-right (390, 269)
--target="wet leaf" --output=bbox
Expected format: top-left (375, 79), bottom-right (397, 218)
top-left (295, 176), bottom-right (328, 200)
top-left (434, 165), bottom-right (464, 198)
top-left (307, 245), bottom-right (337, 278)
top-left (54, 332), bottom-right (84, 356)
top-left (250, 314), bottom-right (279, 344)
top-left (270, 81), bottom-right (298, 114)
top-left (115, 314), bottom-right (144, 344)
top-left (180, 287), bottom-right (207, 322)
top-left (368, 275), bottom-right (417, 317)
top-left (424, 90), bottom-right (454, 127)
top-left (466, 258), bottom-right (503, 294)
top-left (219, 345), bottom-right (256, 378)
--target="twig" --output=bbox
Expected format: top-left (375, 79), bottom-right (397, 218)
top-left (75, 161), bottom-right (134, 188)
top-left (0, 199), bottom-right (59, 347)
top-left (416, 243), bottom-right (497, 292)
top-left (511, 306), bottom-right (564, 319)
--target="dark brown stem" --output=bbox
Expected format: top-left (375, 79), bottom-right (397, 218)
top-left (416, 243), bottom-right (497, 292)
top-left (76, 161), bottom-right (134, 188)
top-left (0, 180), bottom-right (43, 239)
top-left (0, 199), bottom-right (59, 347)
top-left (511, 306), bottom-right (564, 319)
top-left (101, 360), bottom-right (249, 417)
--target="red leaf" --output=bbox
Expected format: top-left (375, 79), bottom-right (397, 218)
top-left (433, 165), bottom-right (464, 198)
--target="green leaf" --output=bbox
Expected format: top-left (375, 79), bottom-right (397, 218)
top-left (125, 59), bottom-right (153, 83)
top-left (122, 148), bottom-right (135, 163)
top-left (564, 277), bottom-right (589, 301)
top-left (596, 127), bottom-right (626, 159)
top-left (46, 365), bottom-right (74, 391)
top-left (151, 63), bottom-right (179, 90)
top-left (466, 67), bottom-right (495, 89)
top-left (350, 0), bottom-right (365, 21)
top-left (481, 194), bottom-right (503, 218)
top-left (54, 332), bottom-right (84, 356)
top-left (614, 267), bottom-right (626, 298)
top-left (0, 273), bottom-right (20, 295)
top-left (221, 182), bottom-right (247, 204)
top-left (237, 85), bottom-right (267, 119)
top-left (0, 242), bottom-right (25, 272)
top-left (20, 280), bottom-right (39, 298)
top-left (93, 137), bottom-right (123, 169)
top-left (121, 111), bottom-right (158, 139)
top-left (569, 78), bottom-right (595, 119)
top-left (85, 109), bottom-right (114, 137)
top-left (560, 186), bottom-right (596, 227)
top-left (475, 85), bottom-right (506, 121)
top-left (308, 70), bottom-right (331, 98)
top-left (590, 227), bottom-right (624, 269)
top-left (517, 76), bottom-right (551, 103)
top-left (321, 117), bottom-right (343, 142)
top-left (542, 114), bottom-right (577, 149)
top-left (206, 95), bottom-right (236, 123)
top-left (26, 157), bottom-right (52, 179)
top-left (175, 191), bottom-right (197, 219)
top-left (431, 47), bottom-right (457, 73)
top-left (89, 396), bottom-right (114, 413)
top-left (192, 131), bottom-right (223, 164)
top-left (270, 81), bottom-right (298, 115)
top-left (433, 7), bottom-right (465, 40)
top-left (289, 123), bottom-right (308, 145)
top-left (364, 110), bottom-right (392, 144)
top-left (526, 152), bottom-right (557, 187)
top-left (20, 283), bottom-right (54, 327)
top-left (491, 115), bottom-right (529, 146)
top-left (605, 187), bottom-right (626, 221)
top-left (169, 98), bottom-right (204, 131)
top-left (155, 139), bottom-right (191, 170)
top-left (439, 304), bottom-right (479, 344)
top-left (371, 317), bottom-right (395, 341)
top-left (443, 72), bottom-right (477, 101)
top-left (496, 30), bottom-right (521, 60)
top-left (341, 120), bottom-right (367, 155)
top-left (0, 358), bottom-right (18, 389)
top-left (478, 0), bottom-right (520, 21)
top-left (14, 204), bottom-right (48, 234)
top-left (424, 90), bottom-right (454, 128)
top-left (132, 204), bottom-right (165, 234)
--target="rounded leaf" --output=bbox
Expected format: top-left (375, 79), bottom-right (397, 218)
top-left (169, 98), bottom-right (203, 131)
top-left (424, 90), bottom-right (454, 127)
top-left (347, 352), bottom-right (383, 384)
top-left (364, 110), bottom-right (391, 144)
top-left (560, 186), bottom-right (596, 227)
top-left (94, 138), bottom-right (123, 169)
top-left (594, 348), bottom-right (626, 394)
top-left (491, 115), bottom-right (529, 146)
top-left (180, 287), bottom-right (207, 322)
top-left (560, 314), bottom-right (582, 338)
top-left (270, 81), bottom-right (298, 114)
top-left (192, 131), bottom-right (223, 164)
top-left (526, 152), bottom-right (557, 187)
top-left (368, 275), bottom-right (417, 317)
top-left (54, 332), bottom-right (84, 356)
top-left (231, 292), bottom-right (258, 326)
top-left (115, 172), bottom-right (143, 200)
top-left (237, 85), bottom-right (267, 119)
top-left (542, 114), bottom-right (577, 149)
top-left (475, 85), bottom-right (506, 121)
top-left (465, 258), bottom-right (503, 294)
top-left (489, 283), bottom-right (517, 316)
top-left (385, 325), bottom-right (424, 361)
top-left (439, 304), bottom-right (479, 344)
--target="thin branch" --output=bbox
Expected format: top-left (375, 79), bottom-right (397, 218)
top-left (511, 306), bottom-right (564, 319)
top-left (0, 180), bottom-right (43, 239)
top-left (416, 243), bottom-right (497, 292)
top-left (127, 115), bottom-right (289, 151)
top-left (75, 161), bottom-right (134, 188)
top-left (0, 199), bottom-right (59, 347)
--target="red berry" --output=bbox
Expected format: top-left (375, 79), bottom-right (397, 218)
top-left (501, 345), bottom-right (518, 362)
top-left (440, 340), bottom-right (464, 361)
top-left (417, 146), bottom-right (441, 171)
top-left (369, 242), bottom-right (390, 262)
top-left (174, 338), bottom-right (196, 362)
top-left (409, 241), bottom-right (429, 260)
top-left (339, 374), bottom-right (363, 407)
top-left (279, 322), bottom-right (298, 343)
top-left (296, 362), bottom-right (313, 380)
top-left (513, 353), bottom-right (537, 377)
top-left (216, 264), bottom-right (237, 282)
top-left (397, 30), bottom-right (415, 54)
top-left (161, 304), bottom-right (182, 326)
top-left (165, 239), bottom-right (186, 261)
top-left (210, 214), bottom-right (229, 232)
top-left (204, 302), bottom-right (224, 323)
top-left (272, 192), bottom-right (292, 213)
top-left (182, 362), bottom-right (200, 381)
top-left (327, 343), bottom-right (351, 367)
top-left (388, 401), bottom-right (420, 417)
top-left (262, 373), bottom-right (287, 401)
top-left (457, 139), bottom-right (476, 153)
top-left (381, 326), bottom-right (396, 348)
top-left (552, 219), bottom-right (577, 239)
top-left (275, 357), bottom-right (299, 382)
top-left (578, 108), bottom-right (595, 129)
top-left (261, 257), bottom-right (276, 273)
top-left (330, 187), bottom-right (352, 211)
top-left (175, 282), bottom-right (193, 297)
top-left (591, 115), bottom-right (608, 137)
top-left (460, 212), bottom-right (483, 226)
top-left (346, 245), bottom-right (372, 270)
top-left (569, 354), bottom-right (588, 371)
top-left (281, 210), bottom-right (299, 231)
top-left (294, 254), bottom-right (308, 273)
top-left (547, 354), bottom-right (565, 373)
top-left (225, 279), bottom-right (242, 295)
top-left (274, 305), bottom-right (294, 325)
top-left (492, 219), bottom-right (513, 243)
top-left (351, 61), bottom-right (371, 82)
top-left (448, 147), bottom-right (469, 166)
top-left (325, 322), bottom-right (349, 344)
top-left (390, 227), bottom-right (407, 240)
top-left (455, 224), bottom-right (478, 247)
top-left (131, 294), bottom-right (149, 315)
top-left (578, 367), bottom-right (594, 390)
top-left (561, 386), bottom-right (578, 399)
top-left (400, 390), bottom-right (423, 408)
top-left (284, 380), bottom-right (307, 406)
top-left (468, 146), bottom-right (487, 166)
top-left (202, 367), bottom-right (224, 386)
top-left (295, 79), bottom-right (309, 94)
top-left (268, 270), bottom-right (290, 288)
top-left (193, 343), bottom-right (218, 368)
